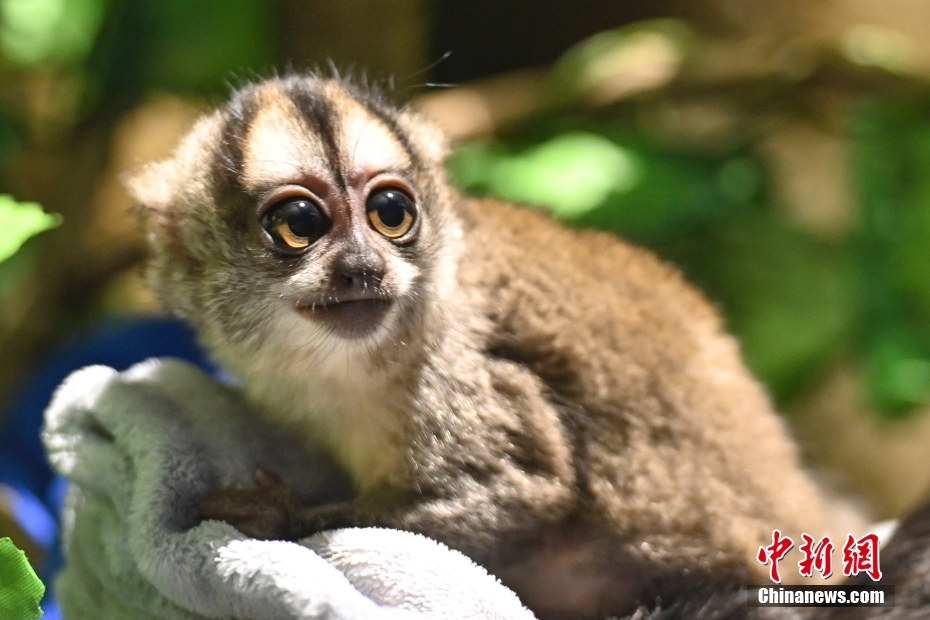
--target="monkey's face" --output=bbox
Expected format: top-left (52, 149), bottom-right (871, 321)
top-left (257, 179), bottom-right (418, 341)
top-left (131, 77), bottom-right (459, 384)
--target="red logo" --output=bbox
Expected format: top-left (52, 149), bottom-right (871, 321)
top-left (798, 534), bottom-right (834, 579)
top-left (842, 533), bottom-right (882, 581)
top-left (757, 531), bottom-right (882, 582)
top-left (757, 530), bottom-right (794, 583)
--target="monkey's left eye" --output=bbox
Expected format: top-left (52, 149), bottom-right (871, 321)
top-left (261, 198), bottom-right (330, 251)
top-left (367, 188), bottom-right (416, 239)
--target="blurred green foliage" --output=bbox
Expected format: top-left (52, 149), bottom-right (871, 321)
top-left (450, 122), bottom-right (759, 242)
top-left (856, 98), bottom-right (930, 413)
top-left (90, 0), bottom-right (275, 96)
top-left (0, 195), bottom-right (59, 264)
top-left (0, 0), bottom-right (107, 66)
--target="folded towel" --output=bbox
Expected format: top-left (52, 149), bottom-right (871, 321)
top-left (42, 358), bottom-right (536, 620)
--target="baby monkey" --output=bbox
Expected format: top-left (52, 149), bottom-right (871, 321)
top-left (131, 75), bottom-right (850, 619)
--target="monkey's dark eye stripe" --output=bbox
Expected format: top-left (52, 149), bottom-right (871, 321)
top-left (367, 188), bottom-right (416, 239)
top-left (261, 198), bottom-right (330, 251)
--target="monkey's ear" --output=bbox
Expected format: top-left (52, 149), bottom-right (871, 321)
top-left (124, 157), bottom-right (197, 267)
top-left (124, 159), bottom-right (179, 214)
top-left (397, 109), bottom-right (450, 166)
top-left (125, 111), bottom-right (223, 215)
top-left (125, 159), bottom-right (187, 255)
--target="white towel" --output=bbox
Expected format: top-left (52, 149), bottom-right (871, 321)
top-left (42, 358), bottom-right (536, 620)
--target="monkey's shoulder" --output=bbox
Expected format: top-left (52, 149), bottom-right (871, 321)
top-left (456, 196), bottom-right (724, 362)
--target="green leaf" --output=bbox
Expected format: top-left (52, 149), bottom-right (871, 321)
top-left (0, 537), bottom-right (44, 620)
top-left (485, 132), bottom-right (643, 218)
top-left (0, 195), bottom-right (61, 264)
top-left (448, 127), bottom-right (758, 245)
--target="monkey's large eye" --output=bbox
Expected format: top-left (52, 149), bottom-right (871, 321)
top-left (261, 198), bottom-right (330, 251)
top-left (367, 188), bottom-right (416, 239)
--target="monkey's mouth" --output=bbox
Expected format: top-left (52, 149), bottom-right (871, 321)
top-left (295, 296), bottom-right (394, 340)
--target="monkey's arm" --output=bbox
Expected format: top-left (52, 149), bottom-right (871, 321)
top-left (196, 456), bottom-right (576, 551)
top-left (197, 468), bottom-right (354, 540)
top-left (199, 356), bottom-right (579, 548)
top-left (198, 430), bottom-right (576, 549)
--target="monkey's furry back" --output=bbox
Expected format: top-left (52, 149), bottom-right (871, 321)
top-left (457, 197), bottom-right (842, 567)
top-left (129, 74), bottom-right (858, 617)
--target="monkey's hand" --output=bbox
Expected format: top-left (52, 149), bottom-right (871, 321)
top-left (198, 468), bottom-right (301, 540)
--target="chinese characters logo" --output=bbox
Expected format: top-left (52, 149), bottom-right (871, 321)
top-left (757, 531), bottom-right (882, 583)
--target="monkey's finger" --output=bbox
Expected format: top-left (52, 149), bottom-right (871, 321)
top-left (254, 467), bottom-right (287, 490)
top-left (199, 491), bottom-right (268, 520)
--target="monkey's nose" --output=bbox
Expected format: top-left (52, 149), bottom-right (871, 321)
top-left (332, 250), bottom-right (385, 291)
top-left (337, 268), bottom-right (383, 289)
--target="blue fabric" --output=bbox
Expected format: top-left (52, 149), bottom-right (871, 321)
top-left (0, 316), bottom-right (214, 613)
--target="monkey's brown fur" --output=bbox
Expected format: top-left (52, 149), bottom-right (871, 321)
top-left (130, 75), bottom-right (855, 618)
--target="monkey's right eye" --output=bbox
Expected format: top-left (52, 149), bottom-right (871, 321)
top-left (261, 198), bottom-right (330, 251)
